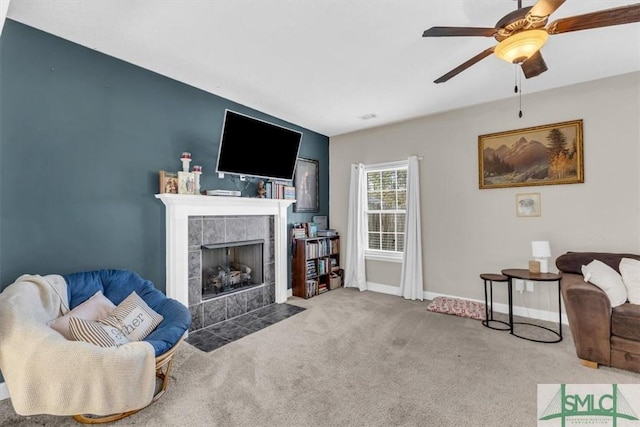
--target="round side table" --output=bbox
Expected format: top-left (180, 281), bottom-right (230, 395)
top-left (480, 273), bottom-right (510, 331)
top-left (501, 269), bottom-right (562, 343)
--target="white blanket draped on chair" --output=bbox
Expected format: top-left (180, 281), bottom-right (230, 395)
top-left (0, 274), bottom-right (156, 416)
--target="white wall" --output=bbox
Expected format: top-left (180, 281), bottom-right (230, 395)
top-left (330, 72), bottom-right (640, 316)
top-left (0, 1), bottom-right (9, 36)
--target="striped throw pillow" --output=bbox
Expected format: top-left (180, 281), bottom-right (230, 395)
top-left (109, 291), bottom-right (164, 341)
top-left (68, 291), bottom-right (164, 347)
top-left (68, 316), bottom-right (130, 347)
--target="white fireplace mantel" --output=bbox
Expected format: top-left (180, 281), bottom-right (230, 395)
top-left (155, 194), bottom-right (295, 307)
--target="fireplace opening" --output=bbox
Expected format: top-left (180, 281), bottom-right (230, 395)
top-left (201, 239), bottom-right (264, 300)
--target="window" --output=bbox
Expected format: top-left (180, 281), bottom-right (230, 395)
top-left (364, 161), bottom-right (407, 262)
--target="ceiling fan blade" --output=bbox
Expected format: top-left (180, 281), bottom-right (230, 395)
top-left (434, 47), bottom-right (495, 83)
top-left (528, 0), bottom-right (566, 19)
top-left (547, 3), bottom-right (640, 34)
top-left (521, 51), bottom-right (548, 79)
top-left (422, 26), bottom-right (497, 37)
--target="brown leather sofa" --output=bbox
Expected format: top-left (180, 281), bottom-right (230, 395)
top-left (556, 252), bottom-right (640, 372)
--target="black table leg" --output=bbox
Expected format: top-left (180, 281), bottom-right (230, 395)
top-left (508, 277), bottom-right (514, 335)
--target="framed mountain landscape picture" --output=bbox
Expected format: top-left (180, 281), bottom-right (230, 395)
top-left (478, 119), bottom-right (584, 189)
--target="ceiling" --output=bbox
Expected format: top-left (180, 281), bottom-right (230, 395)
top-left (6, 0), bottom-right (640, 137)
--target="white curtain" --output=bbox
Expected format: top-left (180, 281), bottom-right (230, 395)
top-left (344, 163), bottom-right (367, 291)
top-left (399, 156), bottom-right (423, 300)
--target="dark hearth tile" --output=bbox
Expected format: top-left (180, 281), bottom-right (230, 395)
top-left (263, 238), bottom-right (274, 264)
top-left (203, 217), bottom-right (226, 245)
top-left (208, 321), bottom-right (253, 342)
top-left (188, 216), bottom-right (203, 248)
top-left (203, 297), bottom-right (226, 327)
top-left (261, 308), bottom-right (304, 324)
top-left (276, 304), bottom-right (306, 315)
top-left (225, 217), bottom-right (247, 243)
top-left (188, 276), bottom-right (201, 307)
top-left (249, 304), bottom-right (278, 318)
top-left (264, 262), bottom-right (275, 284)
top-left (185, 328), bottom-right (215, 346)
top-left (188, 250), bottom-right (201, 279)
top-left (192, 335), bottom-right (231, 353)
top-left (242, 317), bottom-right (276, 333)
top-left (245, 216), bottom-right (269, 241)
top-left (228, 313), bottom-right (260, 328)
top-left (226, 292), bottom-right (247, 319)
top-left (263, 283), bottom-right (276, 305)
top-left (246, 286), bottom-right (264, 312)
top-left (189, 304), bottom-right (203, 332)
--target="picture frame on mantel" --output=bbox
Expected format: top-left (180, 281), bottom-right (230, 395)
top-left (478, 119), bottom-right (584, 189)
top-left (294, 158), bottom-right (319, 213)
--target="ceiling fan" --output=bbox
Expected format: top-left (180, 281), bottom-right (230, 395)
top-left (423, 0), bottom-right (640, 83)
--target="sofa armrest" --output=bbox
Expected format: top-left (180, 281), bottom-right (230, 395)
top-left (561, 273), bottom-right (612, 365)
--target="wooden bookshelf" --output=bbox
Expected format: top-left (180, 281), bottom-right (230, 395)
top-left (292, 236), bottom-right (341, 298)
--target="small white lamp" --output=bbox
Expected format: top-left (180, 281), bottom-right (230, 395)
top-left (531, 241), bottom-right (551, 273)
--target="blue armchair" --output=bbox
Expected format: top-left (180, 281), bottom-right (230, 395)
top-left (63, 269), bottom-right (191, 423)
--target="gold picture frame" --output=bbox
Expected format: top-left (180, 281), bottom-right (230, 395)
top-left (158, 170), bottom-right (178, 194)
top-left (516, 193), bottom-right (541, 217)
top-left (479, 119), bottom-right (584, 189)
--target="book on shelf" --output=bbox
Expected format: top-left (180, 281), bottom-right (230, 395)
top-left (283, 185), bottom-right (296, 200)
top-left (292, 224), bottom-right (307, 239)
top-left (306, 280), bottom-right (318, 298)
top-left (304, 222), bottom-right (318, 238)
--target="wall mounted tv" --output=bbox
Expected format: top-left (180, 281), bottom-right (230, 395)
top-left (215, 109), bottom-right (303, 181)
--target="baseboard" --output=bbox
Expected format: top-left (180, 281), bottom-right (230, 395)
top-left (0, 382), bottom-right (9, 400)
top-left (366, 282), bottom-right (400, 296)
top-left (368, 282), bottom-right (569, 325)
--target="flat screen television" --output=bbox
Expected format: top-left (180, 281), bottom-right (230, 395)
top-left (215, 109), bottom-right (303, 181)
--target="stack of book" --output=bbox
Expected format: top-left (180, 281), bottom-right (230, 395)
top-left (265, 182), bottom-right (296, 199)
top-left (305, 280), bottom-right (318, 298)
top-left (318, 282), bottom-right (328, 294)
top-left (306, 260), bottom-right (317, 279)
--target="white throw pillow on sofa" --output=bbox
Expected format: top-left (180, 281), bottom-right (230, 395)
top-left (620, 258), bottom-right (640, 304)
top-left (49, 290), bottom-right (116, 339)
top-left (581, 260), bottom-right (628, 307)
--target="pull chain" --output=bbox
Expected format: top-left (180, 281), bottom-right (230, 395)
top-left (515, 65), bottom-right (523, 118)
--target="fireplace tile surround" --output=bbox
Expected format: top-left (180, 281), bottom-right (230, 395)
top-left (187, 214), bottom-right (275, 332)
top-left (156, 194), bottom-right (295, 332)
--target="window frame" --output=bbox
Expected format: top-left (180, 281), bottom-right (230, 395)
top-left (362, 160), bottom-right (408, 263)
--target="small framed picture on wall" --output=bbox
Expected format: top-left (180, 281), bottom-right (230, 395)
top-left (516, 193), bottom-right (541, 217)
top-left (294, 158), bottom-right (319, 213)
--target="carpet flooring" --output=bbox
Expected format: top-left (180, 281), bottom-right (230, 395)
top-left (2, 287), bottom-right (640, 426)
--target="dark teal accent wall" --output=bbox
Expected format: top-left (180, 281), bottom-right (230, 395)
top-left (0, 20), bottom-right (329, 291)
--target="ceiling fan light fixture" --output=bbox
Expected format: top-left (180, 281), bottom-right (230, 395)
top-left (494, 29), bottom-right (549, 64)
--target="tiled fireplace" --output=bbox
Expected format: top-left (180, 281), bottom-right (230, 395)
top-left (155, 194), bottom-right (295, 332)
top-left (187, 215), bottom-right (273, 331)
